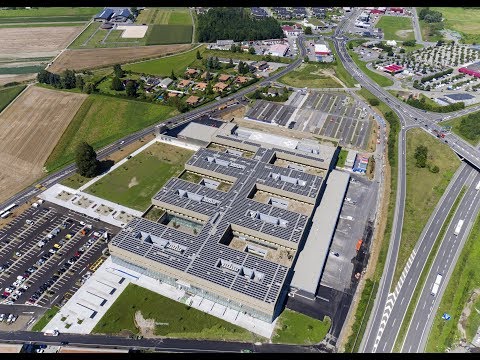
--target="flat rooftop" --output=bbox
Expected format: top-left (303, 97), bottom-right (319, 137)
top-left (111, 145), bottom-right (325, 308)
top-left (178, 122), bottom-right (219, 143)
top-left (290, 170), bottom-right (350, 297)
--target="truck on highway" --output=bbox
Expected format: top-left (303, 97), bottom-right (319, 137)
top-left (43, 329), bottom-right (59, 336)
top-left (454, 219), bottom-right (464, 236)
top-left (476, 180), bottom-right (480, 191)
top-left (431, 273), bottom-right (443, 296)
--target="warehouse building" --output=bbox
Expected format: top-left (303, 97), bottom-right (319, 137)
top-left (109, 140), bottom-right (332, 322)
top-left (289, 170), bottom-right (350, 299)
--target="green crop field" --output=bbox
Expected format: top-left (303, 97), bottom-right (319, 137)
top-left (0, 85), bottom-right (25, 113)
top-left (68, 22), bottom-right (101, 48)
top-left (168, 10), bottom-right (192, 25)
top-left (376, 15), bottom-right (415, 41)
top-left (92, 284), bottom-right (257, 341)
top-left (0, 65), bottom-right (45, 75)
top-left (432, 7), bottom-right (480, 44)
top-left (136, 8), bottom-right (191, 25)
top-left (0, 7), bottom-right (102, 17)
top-left (146, 24), bottom-right (192, 45)
top-left (279, 63), bottom-right (341, 88)
top-left (0, 15), bottom-right (92, 24)
top-left (85, 142), bottom-right (193, 211)
top-left (272, 309), bottom-right (331, 345)
top-left (125, 45), bottom-right (205, 76)
top-left (391, 128), bottom-right (460, 287)
top-left (44, 93), bottom-right (177, 172)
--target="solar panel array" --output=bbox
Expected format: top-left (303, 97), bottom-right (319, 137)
top-left (111, 145), bottom-right (324, 306)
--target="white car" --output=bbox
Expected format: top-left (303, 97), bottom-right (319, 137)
top-left (79, 221), bottom-right (86, 226)
top-left (0, 314), bottom-right (5, 322)
top-left (11, 294), bottom-right (19, 301)
top-left (21, 284), bottom-right (29, 290)
top-left (14, 252), bottom-right (22, 258)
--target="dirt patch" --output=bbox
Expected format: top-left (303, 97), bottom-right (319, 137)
top-left (134, 310), bottom-right (156, 338)
top-left (128, 176), bottom-right (139, 188)
top-left (0, 27), bottom-right (83, 58)
top-left (0, 86), bottom-right (87, 203)
top-left (458, 289), bottom-right (480, 341)
top-left (0, 73), bottom-right (36, 86)
top-left (49, 44), bottom-right (193, 73)
top-left (395, 29), bottom-right (414, 39)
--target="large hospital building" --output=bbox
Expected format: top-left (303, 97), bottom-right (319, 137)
top-left (108, 123), bottom-right (349, 322)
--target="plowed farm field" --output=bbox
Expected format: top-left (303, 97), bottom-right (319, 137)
top-left (48, 43), bottom-right (193, 73)
top-left (0, 86), bottom-right (86, 202)
top-left (0, 26), bottom-right (83, 58)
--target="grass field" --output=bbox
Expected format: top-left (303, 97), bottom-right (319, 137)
top-left (31, 306), bottom-right (60, 331)
top-left (391, 128), bottom-right (460, 288)
top-left (326, 40), bottom-right (357, 88)
top-left (92, 284), bottom-right (256, 341)
top-left (0, 7), bottom-right (101, 17)
top-left (0, 65), bottom-right (44, 75)
top-left (0, 22), bottom-right (84, 28)
top-left (393, 186), bottom-right (467, 352)
top-left (85, 142), bottom-right (193, 211)
top-left (279, 63), bottom-right (341, 88)
top-left (146, 24), bottom-right (192, 45)
top-left (0, 84), bottom-right (25, 113)
top-left (347, 43), bottom-right (394, 87)
top-left (432, 7), bottom-right (480, 44)
top-left (68, 22), bottom-right (100, 48)
top-left (136, 8), bottom-right (192, 25)
top-left (125, 45), bottom-right (205, 76)
top-left (427, 211), bottom-right (480, 352)
top-left (272, 309), bottom-right (331, 345)
top-left (376, 15), bottom-right (415, 41)
top-left (336, 149), bottom-right (349, 168)
top-left (441, 113), bottom-right (480, 146)
top-left (44, 94), bottom-right (177, 172)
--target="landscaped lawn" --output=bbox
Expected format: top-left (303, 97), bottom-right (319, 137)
top-left (376, 15), bottom-right (414, 42)
top-left (441, 112), bottom-right (480, 146)
top-left (432, 7), bottom-right (480, 44)
top-left (272, 309), bottom-right (331, 345)
top-left (31, 306), bottom-right (60, 332)
top-left (84, 142), bottom-right (193, 211)
top-left (92, 284), bottom-right (257, 341)
top-left (336, 149), bottom-right (349, 167)
top-left (392, 128), bottom-right (460, 287)
top-left (124, 45), bottom-right (205, 76)
top-left (0, 84), bottom-right (25, 113)
top-left (427, 212), bottom-right (480, 352)
top-left (279, 63), bottom-right (341, 88)
top-left (347, 44), bottom-right (394, 87)
top-left (44, 94), bottom-right (177, 172)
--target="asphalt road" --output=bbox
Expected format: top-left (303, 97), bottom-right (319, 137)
top-left (0, 330), bottom-right (317, 353)
top-left (402, 170), bottom-right (480, 352)
top-left (367, 164), bottom-right (476, 352)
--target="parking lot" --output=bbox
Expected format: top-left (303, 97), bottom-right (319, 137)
top-left (320, 174), bottom-right (377, 292)
top-left (0, 201), bottom-right (119, 312)
top-left (246, 91), bottom-right (373, 150)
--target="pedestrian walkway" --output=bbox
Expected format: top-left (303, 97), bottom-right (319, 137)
top-left (40, 184), bottom-right (142, 228)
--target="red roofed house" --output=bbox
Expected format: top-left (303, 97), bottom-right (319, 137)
top-left (194, 82), bottom-right (208, 91)
top-left (213, 82), bottom-right (229, 92)
top-left (389, 7), bottom-right (404, 13)
top-left (282, 24), bottom-right (302, 37)
top-left (218, 74), bottom-right (231, 82)
top-left (236, 76), bottom-right (249, 84)
top-left (186, 95), bottom-right (200, 106)
top-left (177, 79), bottom-right (191, 89)
top-left (185, 68), bottom-right (200, 78)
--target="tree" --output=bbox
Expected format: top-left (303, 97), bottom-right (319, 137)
top-left (403, 40), bottom-right (416, 47)
top-left (227, 58), bottom-right (234, 68)
top-left (196, 50), bottom-right (202, 60)
top-left (205, 71), bottom-right (212, 81)
top-left (230, 44), bottom-right (237, 52)
top-left (83, 82), bottom-right (96, 94)
top-left (113, 64), bottom-right (124, 78)
top-left (206, 82), bottom-right (213, 95)
top-left (75, 141), bottom-right (99, 178)
top-left (304, 26), bottom-right (312, 35)
top-left (125, 80), bottom-right (137, 97)
top-left (248, 46), bottom-right (255, 55)
top-left (430, 165), bottom-right (439, 173)
top-left (304, 56), bottom-right (309, 63)
top-left (75, 75), bottom-right (85, 89)
top-left (111, 76), bottom-right (124, 91)
top-left (368, 98), bottom-right (379, 106)
top-left (414, 145), bottom-right (428, 168)
top-left (238, 61), bottom-right (244, 74)
top-left (170, 69), bottom-right (177, 80)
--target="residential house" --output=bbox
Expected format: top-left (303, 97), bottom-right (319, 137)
top-left (235, 76), bottom-right (249, 84)
top-left (251, 7), bottom-right (268, 19)
top-left (185, 68), bottom-right (200, 78)
top-left (254, 61), bottom-right (269, 71)
top-left (213, 82), bottom-right (229, 92)
top-left (218, 74), bottom-right (231, 82)
top-left (186, 95), bottom-right (200, 106)
top-left (177, 79), bottom-right (191, 89)
top-left (159, 77), bottom-right (173, 89)
top-left (194, 82), bottom-right (208, 91)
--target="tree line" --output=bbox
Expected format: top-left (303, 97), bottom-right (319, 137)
top-left (197, 7), bottom-right (284, 42)
top-left (459, 112), bottom-right (480, 141)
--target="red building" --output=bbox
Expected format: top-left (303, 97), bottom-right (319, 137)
top-left (383, 64), bottom-right (404, 74)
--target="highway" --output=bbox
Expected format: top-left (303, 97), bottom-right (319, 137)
top-left (402, 170), bottom-right (480, 352)
top-left (331, 10), bottom-right (480, 353)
